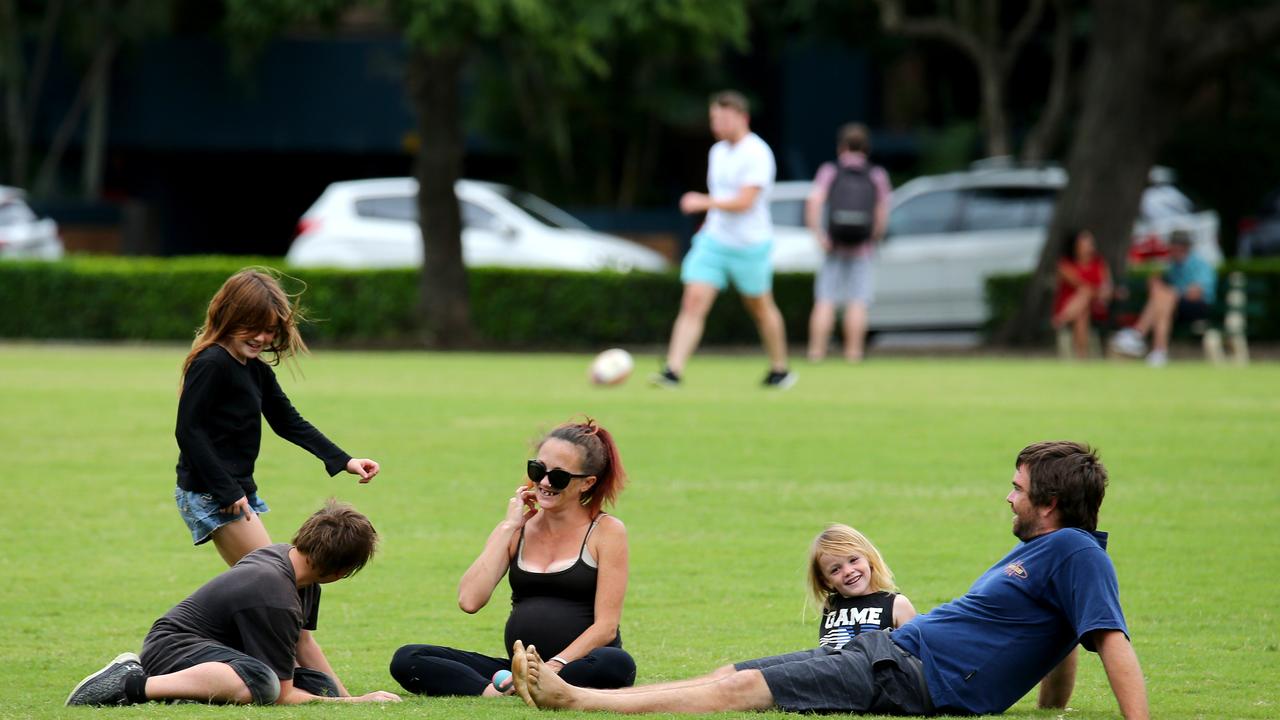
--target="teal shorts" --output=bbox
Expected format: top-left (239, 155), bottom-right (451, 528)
top-left (680, 231), bottom-right (774, 296)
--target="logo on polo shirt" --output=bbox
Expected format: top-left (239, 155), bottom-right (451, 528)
top-left (1003, 561), bottom-right (1028, 579)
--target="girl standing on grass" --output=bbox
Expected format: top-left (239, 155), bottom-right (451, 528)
top-left (808, 524), bottom-right (915, 647)
top-left (175, 268), bottom-right (381, 566)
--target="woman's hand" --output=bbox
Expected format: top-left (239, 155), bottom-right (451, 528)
top-left (504, 484), bottom-right (538, 530)
top-left (347, 458), bottom-right (380, 483)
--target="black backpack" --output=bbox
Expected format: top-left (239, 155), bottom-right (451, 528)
top-left (826, 164), bottom-right (878, 246)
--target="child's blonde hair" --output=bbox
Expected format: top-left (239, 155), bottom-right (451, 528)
top-left (181, 268), bottom-right (307, 387)
top-left (807, 523), bottom-right (897, 611)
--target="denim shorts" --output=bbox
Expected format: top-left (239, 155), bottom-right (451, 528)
top-left (680, 231), bottom-right (774, 296)
top-left (175, 487), bottom-right (269, 546)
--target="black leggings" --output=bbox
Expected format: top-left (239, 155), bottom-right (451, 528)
top-left (389, 644), bottom-right (636, 696)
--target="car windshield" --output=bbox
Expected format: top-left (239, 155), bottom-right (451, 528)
top-left (771, 199), bottom-right (806, 228)
top-left (492, 186), bottom-right (589, 230)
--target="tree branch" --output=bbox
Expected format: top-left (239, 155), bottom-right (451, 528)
top-left (1002, 0), bottom-right (1047, 72)
top-left (1021, 0), bottom-right (1072, 162)
top-left (874, 0), bottom-right (986, 66)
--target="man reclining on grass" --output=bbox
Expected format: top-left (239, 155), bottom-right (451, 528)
top-left (512, 441), bottom-right (1148, 719)
top-left (66, 500), bottom-right (400, 706)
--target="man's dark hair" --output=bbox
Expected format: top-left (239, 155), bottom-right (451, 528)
top-left (838, 123), bottom-right (870, 153)
top-left (710, 90), bottom-right (749, 115)
top-left (1015, 441), bottom-right (1108, 531)
top-left (292, 499), bottom-right (378, 578)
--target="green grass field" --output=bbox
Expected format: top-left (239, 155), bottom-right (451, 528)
top-left (1, 343), bottom-right (1277, 719)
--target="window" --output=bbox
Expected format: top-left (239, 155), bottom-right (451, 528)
top-left (493, 186), bottom-right (588, 230)
top-left (887, 190), bottom-right (962, 236)
top-left (770, 199), bottom-right (806, 228)
top-left (355, 196), bottom-right (417, 222)
top-left (461, 201), bottom-right (500, 231)
top-left (958, 187), bottom-right (1057, 231)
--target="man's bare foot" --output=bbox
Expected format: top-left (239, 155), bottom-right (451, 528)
top-left (511, 641), bottom-right (536, 707)
top-left (522, 643), bottom-right (578, 710)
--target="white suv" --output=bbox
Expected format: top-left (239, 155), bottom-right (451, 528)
top-left (286, 178), bottom-right (670, 273)
top-left (0, 186), bottom-right (62, 260)
top-left (768, 164), bottom-right (1220, 329)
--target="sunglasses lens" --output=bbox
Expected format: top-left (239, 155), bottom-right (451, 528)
top-left (527, 460), bottom-right (544, 483)
top-left (547, 470), bottom-right (572, 491)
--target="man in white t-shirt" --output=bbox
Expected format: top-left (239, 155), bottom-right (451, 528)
top-left (652, 91), bottom-right (795, 389)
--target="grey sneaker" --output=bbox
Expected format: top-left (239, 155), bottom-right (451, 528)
top-left (763, 369), bottom-right (797, 390)
top-left (66, 652), bottom-right (144, 706)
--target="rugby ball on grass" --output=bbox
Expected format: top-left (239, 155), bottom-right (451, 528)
top-left (590, 348), bottom-right (634, 386)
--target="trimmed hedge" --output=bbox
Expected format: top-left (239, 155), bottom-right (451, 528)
top-left (985, 259), bottom-right (1280, 341)
top-left (0, 256), bottom-right (820, 348)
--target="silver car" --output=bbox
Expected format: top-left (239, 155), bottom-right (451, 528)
top-left (769, 164), bottom-right (1220, 329)
top-left (0, 186), bottom-right (63, 260)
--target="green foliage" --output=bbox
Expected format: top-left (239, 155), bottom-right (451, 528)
top-left (0, 257), bottom-right (818, 347)
top-left (985, 259), bottom-right (1280, 341)
top-left (2, 347), bottom-right (1278, 718)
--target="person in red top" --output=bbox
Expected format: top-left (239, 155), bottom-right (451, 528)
top-left (1051, 229), bottom-right (1112, 359)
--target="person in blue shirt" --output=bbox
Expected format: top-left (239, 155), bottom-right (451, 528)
top-left (507, 441), bottom-right (1148, 719)
top-left (1111, 230), bottom-right (1217, 366)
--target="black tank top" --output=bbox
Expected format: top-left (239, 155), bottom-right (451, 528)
top-left (818, 591), bottom-right (897, 649)
top-left (503, 516), bottom-right (622, 658)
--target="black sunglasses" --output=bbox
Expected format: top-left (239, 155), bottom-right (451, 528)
top-left (527, 459), bottom-right (592, 491)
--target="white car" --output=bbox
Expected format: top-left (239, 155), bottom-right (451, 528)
top-left (768, 164), bottom-right (1221, 329)
top-left (0, 186), bottom-right (62, 260)
top-left (286, 178), bottom-right (670, 273)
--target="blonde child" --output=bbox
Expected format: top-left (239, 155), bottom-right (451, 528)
top-left (808, 524), bottom-right (915, 648)
top-left (174, 268), bottom-right (380, 566)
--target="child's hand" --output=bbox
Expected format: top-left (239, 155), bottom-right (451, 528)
top-left (221, 496), bottom-right (255, 522)
top-left (347, 458), bottom-right (380, 483)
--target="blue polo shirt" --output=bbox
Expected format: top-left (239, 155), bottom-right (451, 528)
top-left (892, 528), bottom-right (1127, 715)
top-left (1165, 253), bottom-right (1216, 303)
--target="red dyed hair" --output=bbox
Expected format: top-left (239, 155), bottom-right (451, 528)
top-left (541, 418), bottom-right (627, 514)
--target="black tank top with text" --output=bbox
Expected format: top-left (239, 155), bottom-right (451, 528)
top-left (818, 591), bottom-right (897, 649)
top-left (504, 516), bottom-right (622, 658)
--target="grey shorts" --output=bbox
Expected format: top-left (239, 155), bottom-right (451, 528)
top-left (735, 631), bottom-right (932, 715)
top-left (141, 634), bottom-right (339, 704)
top-left (815, 253), bottom-right (875, 305)
top-left (141, 635), bottom-right (282, 704)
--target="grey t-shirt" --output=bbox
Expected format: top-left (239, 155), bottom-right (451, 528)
top-left (141, 544), bottom-right (320, 680)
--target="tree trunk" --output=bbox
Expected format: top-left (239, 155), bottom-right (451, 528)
top-left (407, 47), bottom-right (474, 348)
top-left (977, 57), bottom-right (1010, 157)
top-left (999, 0), bottom-right (1175, 344)
top-left (1, 0), bottom-right (26, 184)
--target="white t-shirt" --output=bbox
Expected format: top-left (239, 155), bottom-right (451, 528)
top-left (702, 132), bottom-right (776, 247)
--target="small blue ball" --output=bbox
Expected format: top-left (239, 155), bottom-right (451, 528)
top-left (492, 669), bottom-right (513, 691)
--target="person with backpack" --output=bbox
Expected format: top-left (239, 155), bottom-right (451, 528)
top-left (805, 124), bottom-right (892, 363)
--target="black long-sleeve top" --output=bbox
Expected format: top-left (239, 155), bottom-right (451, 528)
top-left (175, 344), bottom-right (350, 508)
